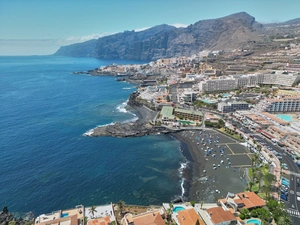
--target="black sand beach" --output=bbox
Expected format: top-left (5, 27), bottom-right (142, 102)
top-left (171, 129), bottom-right (251, 203)
top-left (131, 105), bottom-right (251, 202)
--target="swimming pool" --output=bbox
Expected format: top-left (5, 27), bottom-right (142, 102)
top-left (173, 206), bottom-right (185, 213)
top-left (202, 99), bottom-right (212, 104)
top-left (61, 213), bottom-right (69, 218)
top-left (246, 219), bottom-right (261, 225)
top-left (276, 114), bottom-right (293, 122)
top-left (179, 120), bottom-right (194, 125)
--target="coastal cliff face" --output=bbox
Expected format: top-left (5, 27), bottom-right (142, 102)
top-left (54, 12), bottom-right (264, 60)
top-left (0, 207), bottom-right (32, 225)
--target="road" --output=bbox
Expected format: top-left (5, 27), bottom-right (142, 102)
top-left (251, 134), bottom-right (300, 223)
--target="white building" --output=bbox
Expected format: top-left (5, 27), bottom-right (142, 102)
top-left (218, 101), bottom-right (249, 113)
top-left (199, 77), bottom-right (237, 93)
top-left (264, 97), bottom-right (300, 112)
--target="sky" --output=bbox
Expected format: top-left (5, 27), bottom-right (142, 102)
top-left (1, 0), bottom-right (300, 56)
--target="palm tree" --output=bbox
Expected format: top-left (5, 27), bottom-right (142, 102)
top-left (256, 170), bottom-right (264, 191)
top-left (117, 200), bottom-right (125, 215)
top-left (200, 201), bottom-right (204, 209)
top-left (250, 153), bottom-right (259, 183)
top-left (89, 206), bottom-right (97, 218)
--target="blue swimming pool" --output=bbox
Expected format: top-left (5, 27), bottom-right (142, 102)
top-left (246, 219), bottom-right (261, 225)
top-left (61, 213), bottom-right (69, 218)
top-left (202, 99), bottom-right (212, 104)
top-left (276, 114), bottom-right (293, 122)
top-left (173, 206), bottom-right (185, 213)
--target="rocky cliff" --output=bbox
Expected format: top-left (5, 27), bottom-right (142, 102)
top-left (54, 12), bottom-right (264, 60)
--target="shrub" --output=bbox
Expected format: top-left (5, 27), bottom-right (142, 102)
top-left (239, 214), bottom-right (245, 220)
top-left (250, 209), bottom-right (258, 218)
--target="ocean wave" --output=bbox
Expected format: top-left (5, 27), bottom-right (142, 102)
top-left (180, 178), bottom-right (185, 196)
top-left (116, 100), bottom-right (129, 113)
top-left (116, 101), bottom-right (139, 122)
top-left (178, 162), bottom-right (188, 175)
top-left (122, 87), bottom-right (133, 90)
top-left (83, 122), bottom-right (116, 136)
top-left (178, 162), bottom-right (188, 197)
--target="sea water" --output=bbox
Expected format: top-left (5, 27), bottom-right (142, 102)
top-left (0, 56), bottom-right (186, 216)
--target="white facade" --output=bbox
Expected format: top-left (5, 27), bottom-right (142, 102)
top-left (265, 97), bottom-right (300, 112)
top-left (199, 78), bottom-right (237, 93)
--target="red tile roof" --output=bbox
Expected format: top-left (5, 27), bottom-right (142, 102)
top-left (177, 209), bottom-right (204, 225)
top-left (206, 207), bottom-right (236, 225)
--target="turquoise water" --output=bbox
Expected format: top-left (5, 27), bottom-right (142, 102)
top-left (61, 213), bottom-right (69, 218)
top-left (173, 206), bottom-right (185, 212)
top-left (0, 56), bottom-right (186, 215)
top-left (179, 120), bottom-right (194, 124)
top-left (246, 219), bottom-right (261, 225)
top-left (276, 114), bottom-right (293, 122)
top-left (222, 94), bottom-right (230, 97)
top-left (202, 99), bottom-right (212, 104)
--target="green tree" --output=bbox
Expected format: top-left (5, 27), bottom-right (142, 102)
top-left (241, 208), bottom-right (250, 219)
top-left (261, 185), bottom-right (272, 200)
top-left (218, 119), bottom-right (225, 128)
top-left (200, 201), bottom-right (204, 209)
top-left (195, 219), bottom-right (200, 225)
top-left (89, 206), bottom-right (97, 218)
top-left (265, 173), bottom-right (276, 185)
top-left (117, 200), bottom-right (125, 215)
top-left (256, 170), bottom-right (264, 191)
top-left (249, 181), bottom-right (255, 192)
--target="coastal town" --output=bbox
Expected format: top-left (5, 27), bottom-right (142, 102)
top-left (4, 2), bottom-right (300, 225)
top-left (75, 45), bottom-right (300, 225)
top-left (6, 35), bottom-right (300, 225)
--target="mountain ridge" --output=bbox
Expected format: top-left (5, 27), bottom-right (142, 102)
top-left (54, 12), bottom-right (298, 60)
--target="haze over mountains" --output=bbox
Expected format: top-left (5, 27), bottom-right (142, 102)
top-left (54, 12), bottom-right (300, 61)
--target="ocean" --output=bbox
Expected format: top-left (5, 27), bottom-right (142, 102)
top-left (0, 56), bottom-right (186, 216)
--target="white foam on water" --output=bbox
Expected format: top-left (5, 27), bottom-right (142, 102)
top-left (83, 122), bottom-right (116, 136)
top-left (122, 87), bottom-right (133, 90)
top-left (178, 162), bottom-right (188, 197)
top-left (83, 129), bottom-right (94, 136)
top-left (180, 178), bottom-right (185, 196)
top-left (116, 100), bottom-right (128, 113)
top-left (116, 100), bottom-right (139, 122)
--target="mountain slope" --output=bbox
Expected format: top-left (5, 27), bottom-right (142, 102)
top-left (55, 12), bottom-right (264, 60)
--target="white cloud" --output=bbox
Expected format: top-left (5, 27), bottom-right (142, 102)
top-left (170, 23), bottom-right (188, 28)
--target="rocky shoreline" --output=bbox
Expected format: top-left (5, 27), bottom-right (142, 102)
top-left (85, 91), bottom-right (179, 138)
top-left (88, 122), bottom-right (173, 138)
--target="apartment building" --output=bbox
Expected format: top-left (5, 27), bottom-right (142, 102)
top-left (174, 108), bottom-right (202, 121)
top-left (259, 73), bottom-right (300, 86)
top-left (199, 73), bottom-right (300, 94)
top-left (264, 97), bottom-right (300, 112)
top-left (218, 101), bottom-right (249, 113)
top-left (199, 77), bottom-right (237, 93)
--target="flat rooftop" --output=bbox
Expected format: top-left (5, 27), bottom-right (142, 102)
top-left (160, 106), bottom-right (175, 119)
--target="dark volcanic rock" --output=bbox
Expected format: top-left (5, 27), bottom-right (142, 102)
top-left (54, 12), bottom-right (264, 60)
top-left (90, 122), bottom-right (171, 138)
top-left (128, 92), bottom-right (143, 107)
top-left (0, 207), bottom-right (32, 225)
